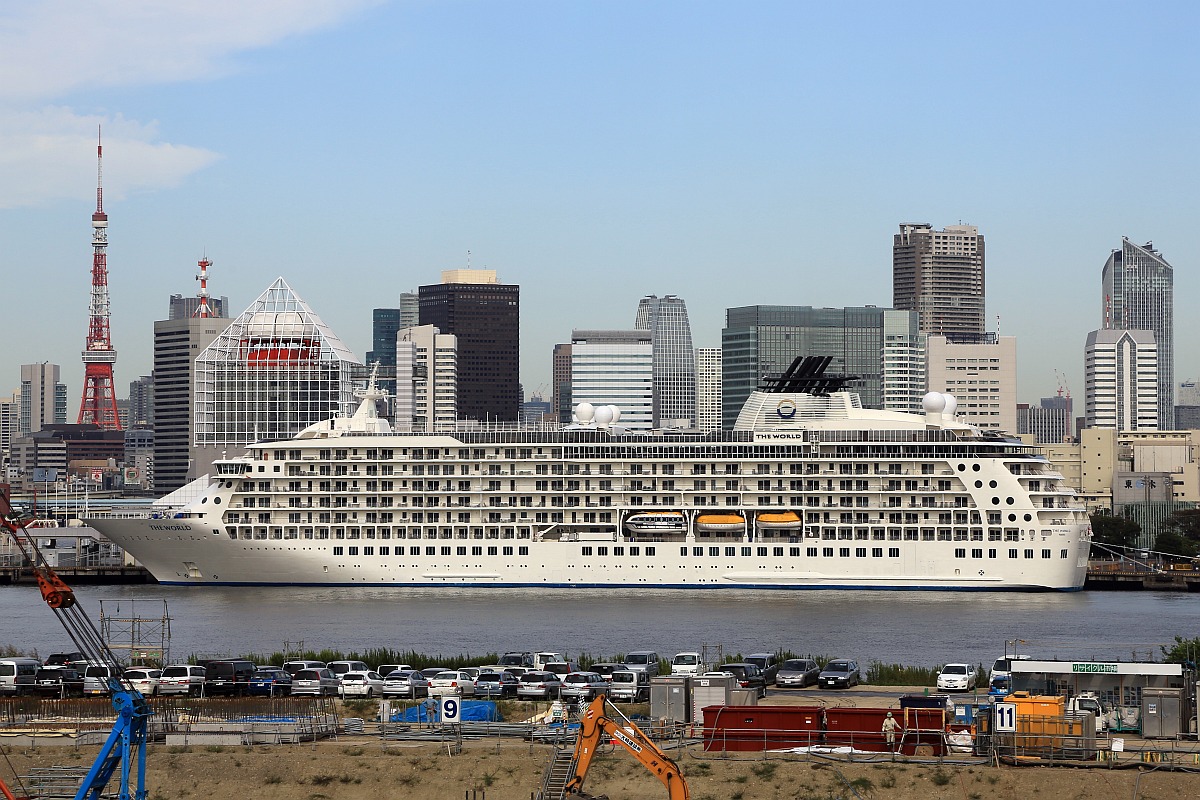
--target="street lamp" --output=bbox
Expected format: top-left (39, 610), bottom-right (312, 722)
top-left (1005, 639), bottom-right (1026, 659)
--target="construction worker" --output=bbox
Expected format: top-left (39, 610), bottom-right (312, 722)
top-left (882, 711), bottom-right (899, 751)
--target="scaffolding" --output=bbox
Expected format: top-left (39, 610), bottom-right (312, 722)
top-left (98, 599), bottom-right (172, 667)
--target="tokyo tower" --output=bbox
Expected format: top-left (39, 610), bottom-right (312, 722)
top-left (77, 129), bottom-right (122, 430)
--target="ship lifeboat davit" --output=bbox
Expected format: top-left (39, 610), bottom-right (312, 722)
top-left (695, 513), bottom-right (745, 533)
top-left (625, 511), bottom-right (687, 534)
top-left (756, 511), bottom-right (804, 530)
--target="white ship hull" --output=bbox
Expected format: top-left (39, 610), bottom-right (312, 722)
top-left (87, 379), bottom-right (1092, 592)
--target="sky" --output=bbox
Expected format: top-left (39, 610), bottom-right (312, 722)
top-left (1, 0), bottom-right (1197, 409)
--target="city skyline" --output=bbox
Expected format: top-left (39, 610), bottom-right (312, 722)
top-left (1, 2), bottom-right (1196, 407)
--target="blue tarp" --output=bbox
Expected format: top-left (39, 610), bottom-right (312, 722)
top-left (391, 700), bottom-right (501, 723)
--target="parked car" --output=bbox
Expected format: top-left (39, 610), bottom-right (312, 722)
top-left (122, 668), bottom-right (163, 696)
top-left (33, 666), bottom-right (83, 698)
top-left (936, 663), bottom-right (977, 692)
top-left (608, 669), bottom-right (650, 702)
top-left (327, 660), bottom-right (369, 678)
top-left (455, 666), bottom-right (482, 680)
top-left (504, 666), bottom-right (531, 679)
top-left (542, 661), bottom-right (578, 681)
top-left (204, 659), bottom-right (256, 696)
top-left (43, 652), bottom-right (86, 668)
top-left (248, 668), bottom-right (293, 697)
top-left (474, 671), bottom-right (520, 698)
top-left (988, 655), bottom-right (1031, 686)
top-left (590, 662), bottom-right (623, 680)
top-left (340, 670), bottom-right (386, 697)
top-left (670, 652), bottom-right (703, 675)
top-left (0, 658), bottom-right (41, 696)
top-left (82, 664), bottom-right (114, 697)
top-left (377, 663), bottom-right (414, 678)
top-left (718, 663), bottom-right (766, 697)
top-left (745, 653), bottom-right (781, 685)
top-left (560, 672), bottom-right (610, 702)
top-left (420, 666), bottom-right (452, 680)
top-left (818, 659), bottom-right (860, 689)
top-left (498, 652), bottom-right (534, 669)
top-left (282, 660), bottom-right (327, 677)
top-left (290, 668), bottom-right (340, 696)
top-left (516, 671), bottom-right (563, 700)
top-left (776, 658), bottom-right (821, 688)
top-left (382, 670), bottom-right (429, 699)
top-left (622, 651), bottom-right (660, 676)
top-left (428, 670), bottom-right (476, 697)
top-left (158, 664), bottom-right (207, 696)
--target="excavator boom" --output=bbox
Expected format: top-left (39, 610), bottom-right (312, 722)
top-left (562, 695), bottom-right (689, 800)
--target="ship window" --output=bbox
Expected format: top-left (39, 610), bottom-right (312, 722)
top-left (725, 547), bottom-right (737, 557)
top-left (774, 547), bottom-right (784, 557)
top-left (630, 547), bottom-right (640, 555)
top-left (518, 546), bottom-right (529, 555)
top-left (1060, 549), bottom-right (1068, 559)
top-left (582, 547), bottom-right (593, 556)
top-left (822, 547), bottom-right (833, 557)
top-left (741, 547), bottom-right (752, 557)
top-left (456, 547), bottom-right (466, 555)
top-left (855, 547), bottom-right (866, 558)
top-left (348, 547), bottom-right (358, 556)
top-left (426, 547), bottom-right (436, 555)
top-left (487, 547), bottom-right (497, 556)
top-left (363, 546), bottom-right (374, 555)
top-left (888, 528), bottom-right (902, 541)
top-left (645, 547), bottom-right (655, 556)
top-left (757, 547), bottom-right (768, 557)
top-left (922, 529), bottom-right (935, 541)
top-left (1008, 549), bottom-right (1018, 558)
top-left (707, 547), bottom-right (718, 556)
top-left (471, 546), bottom-right (482, 556)
top-left (954, 548), bottom-right (965, 558)
top-left (904, 529), bottom-right (919, 541)
top-left (888, 547), bottom-right (899, 557)
top-left (872, 548), bottom-right (882, 557)
top-left (1041, 549), bottom-right (1051, 559)
top-left (410, 547), bottom-right (419, 555)
top-left (680, 547), bottom-right (688, 556)
top-left (614, 547), bottom-right (624, 556)
top-left (1004, 529), bottom-right (1019, 541)
top-left (1024, 549), bottom-right (1034, 559)
top-left (693, 547), bottom-right (703, 556)
top-left (790, 547), bottom-right (801, 556)
top-left (989, 549), bottom-right (997, 558)
top-left (972, 548), bottom-right (982, 558)
top-left (333, 547), bottom-right (344, 556)
top-left (808, 547), bottom-right (818, 557)
top-left (872, 528), bottom-right (885, 540)
top-left (598, 547), bottom-right (608, 556)
top-left (839, 548), bottom-right (850, 557)
top-left (503, 546), bottom-right (513, 556)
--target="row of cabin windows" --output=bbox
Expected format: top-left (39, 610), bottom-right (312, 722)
top-left (651, 546), bottom-right (1071, 559)
top-left (329, 545), bottom-right (534, 557)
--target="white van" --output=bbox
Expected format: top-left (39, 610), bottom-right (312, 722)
top-left (623, 651), bottom-right (660, 676)
top-left (671, 652), bottom-right (703, 675)
top-left (82, 663), bottom-right (114, 696)
top-left (0, 658), bottom-right (41, 696)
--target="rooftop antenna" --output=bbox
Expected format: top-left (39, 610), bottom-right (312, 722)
top-left (193, 255), bottom-right (214, 318)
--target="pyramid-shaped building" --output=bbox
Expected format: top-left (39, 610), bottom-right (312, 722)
top-left (194, 278), bottom-right (363, 461)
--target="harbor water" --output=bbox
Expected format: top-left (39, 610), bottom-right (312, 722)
top-left (1, 584), bottom-right (1195, 668)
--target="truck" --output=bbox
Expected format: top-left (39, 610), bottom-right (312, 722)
top-left (533, 651), bottom-right (565, 670)
top-left (1067, 692), bottom-right (1108, 732)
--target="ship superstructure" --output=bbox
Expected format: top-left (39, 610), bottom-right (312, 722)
top-left (90, 360), bottom-right (1090, 590)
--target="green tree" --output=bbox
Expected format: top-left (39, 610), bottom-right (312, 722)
top-left (1164, 508), bottom-right (1200, 545)
top-left (1160, 635), bottom-right (1200, 666)
top-left (1090, 512), bottom-right (1141, 552)
top-left (1154, 530), bottom-right (1198, 558)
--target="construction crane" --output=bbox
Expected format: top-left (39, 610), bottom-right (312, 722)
top-left (0, 490), bottom-right (150, 800)
top-left (538, 695), bottom-right (689, 800)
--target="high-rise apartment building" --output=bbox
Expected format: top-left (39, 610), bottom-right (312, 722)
top-left (570, 330), bottom-right (653, 431)
top-left (695, 347), bottom-right (723, 432)
top-left (419, 270), bottom-right (520, 422)
top-left (721, 306), bottom-right (924, 429)
top-left (0, 394), bottom-right (17, 470)
top-left (192, 278), bottom-right (362, 482)
top-left (1084, 329), bottom-right (1158, 431)
top-left (393, 325), bottom-right (457, 432)
top-left (926, 334), bottom-right (1017, 433)
top-left (19, 363), bottom-right (67, 437)
top-left (634, 295), bottom-right (696, 428)
top-left (551, 343), bottom-right (573, 423)
top-left (893, 223), bottom-right (986, 341)
top-left (1102, 238), bottom-right (1174, 429)
top-left (127, 375), bottom-right (153, 429)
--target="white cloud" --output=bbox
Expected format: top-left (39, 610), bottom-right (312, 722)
top-left (0, 0), bottom-right (380, 208)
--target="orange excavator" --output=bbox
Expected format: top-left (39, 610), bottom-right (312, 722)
top-left (550, 695), bottom-right (689, 800)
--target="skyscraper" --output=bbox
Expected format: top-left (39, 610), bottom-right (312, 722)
top-left (634, 295), bottom-right (696, 428)
top-left (393, 325), bottom-right (457, 432)
top-left (551, 343), bottom-right (573, 423)
top-left (695, 347), bottom-right (723, 432)
top-left (893, 223), bottom-right (986, 341)
top-left (1085, 329), bottom-right (1158, 431)
top-left (926, 334), bottom-right (1018, 433)
top-left (1102, 238), bottom-right (1174, 429)
top-left (570, 330), bottom-right (653, 430)
top-left (419, 270), bottom-right (520, 422)
top-left (19, 363), bottom-right (67, 437)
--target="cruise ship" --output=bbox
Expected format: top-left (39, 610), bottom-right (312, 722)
top-left (89, 359), bottom-right (1091, 590)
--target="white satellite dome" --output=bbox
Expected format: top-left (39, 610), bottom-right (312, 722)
top-left (574, 402), bottom-right (595, 423)
top-left (593, 405), bottom-right (614, 426)
top-left (942, 394), bottom-right (958, 416)
top-left (606, 405), bottom-right (621, 423)
top-left (922, 392), bottom-right (946, 413)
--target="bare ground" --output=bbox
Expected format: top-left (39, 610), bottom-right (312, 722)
top-left (3, 738), bottom-right (1197, 800)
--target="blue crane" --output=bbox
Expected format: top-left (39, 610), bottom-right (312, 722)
top-left (0, 491), bottom-right (150, 800)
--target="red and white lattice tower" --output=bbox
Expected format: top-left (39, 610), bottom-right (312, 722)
top-left (77, 128), bottom-right (122, 430)
top-left (193, 257), bottom-right (214, 318)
